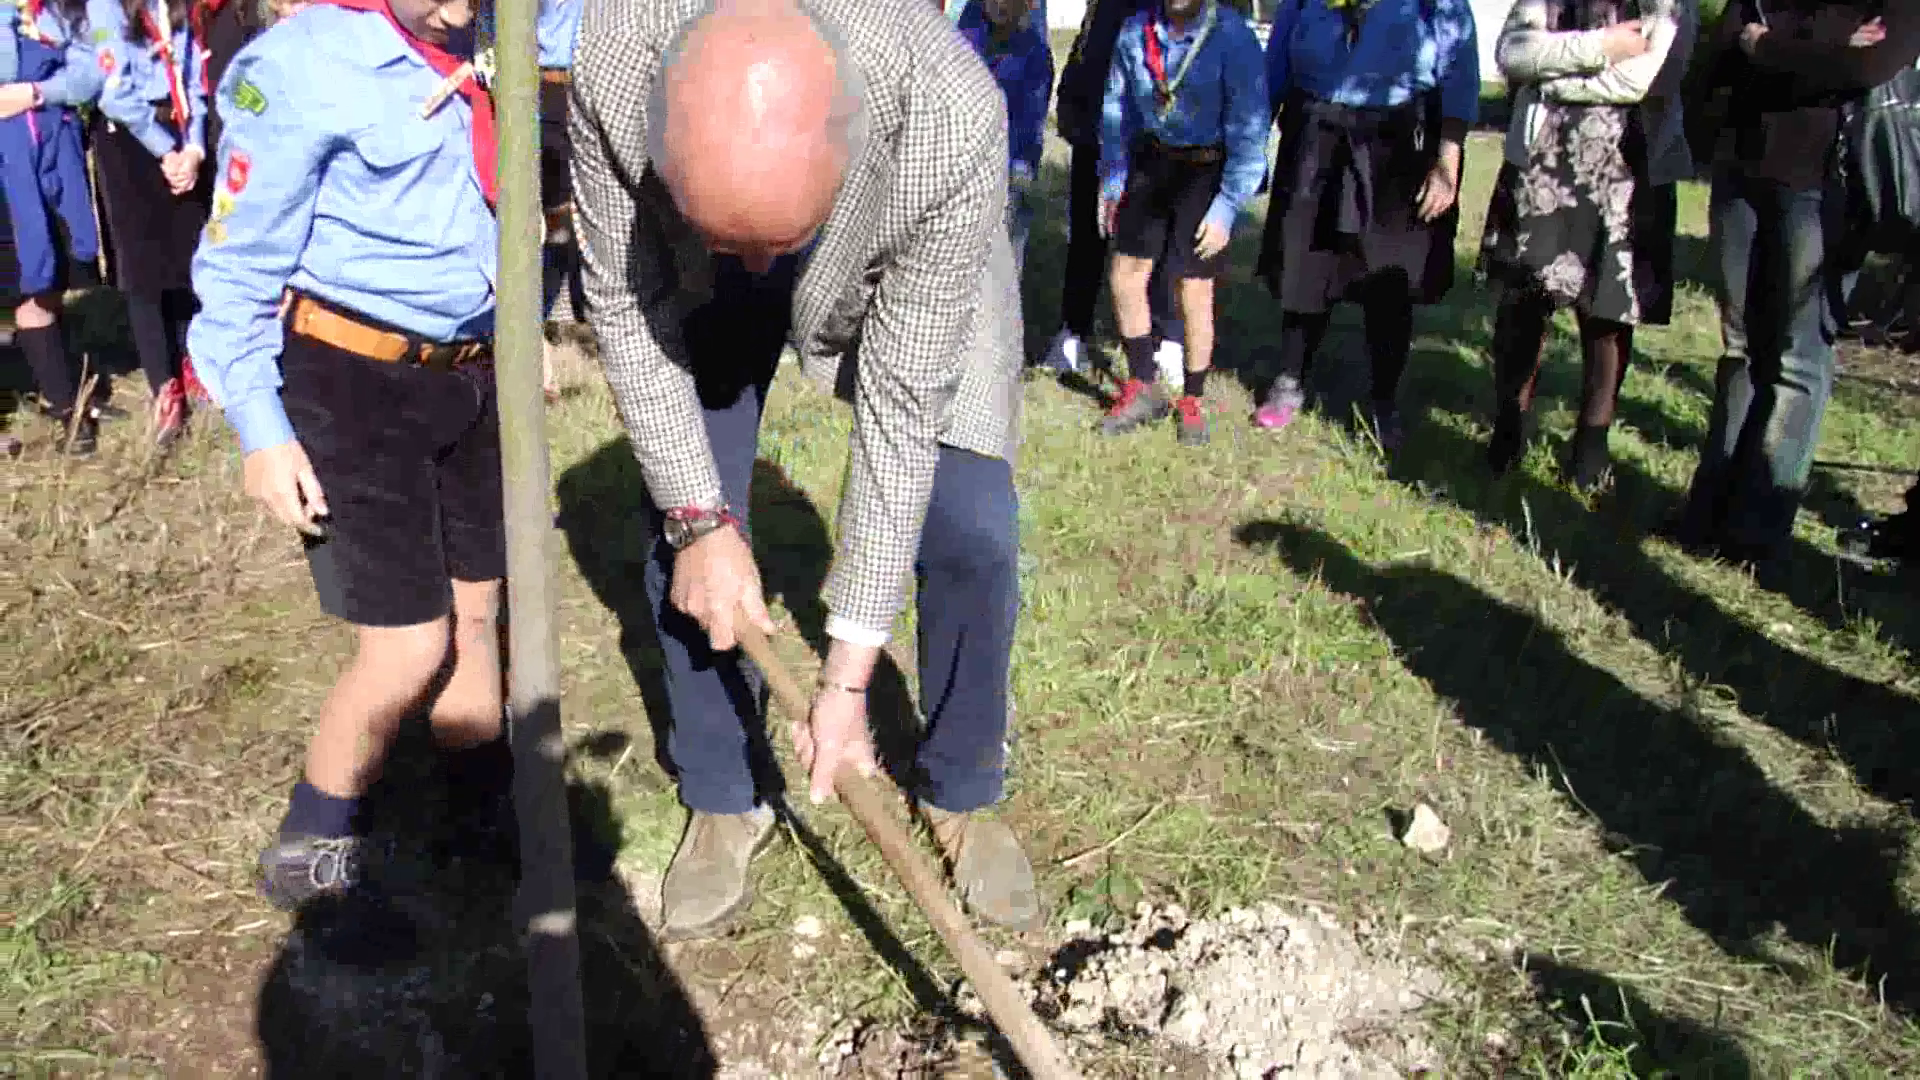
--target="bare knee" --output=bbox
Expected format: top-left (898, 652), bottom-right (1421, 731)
top-left (350, 618), bottom-right (451, 697)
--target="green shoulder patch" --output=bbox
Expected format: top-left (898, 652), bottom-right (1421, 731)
top-left (230, 78), bottom-right (267, 116)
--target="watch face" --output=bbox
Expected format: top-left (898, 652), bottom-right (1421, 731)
top-left (664, 518), bottom-right (692, 548)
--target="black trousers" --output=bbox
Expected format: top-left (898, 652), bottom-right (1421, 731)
top-left (1061, 141), bottom-right (1182, 342)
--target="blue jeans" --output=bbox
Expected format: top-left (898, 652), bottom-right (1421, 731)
top-left (641, 257), bottom-right (1021, 816)
top-left (1686, 171), bottom-right (1857, 556)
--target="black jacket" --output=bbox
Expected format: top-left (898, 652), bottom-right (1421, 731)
top-left (1699, 0), bottom-right (1920, 190)
top-left (1055, 0), bottom-right (1147, 148)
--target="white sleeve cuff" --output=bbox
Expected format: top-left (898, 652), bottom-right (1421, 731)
top-left (825, 614), bottom-right (890, 648)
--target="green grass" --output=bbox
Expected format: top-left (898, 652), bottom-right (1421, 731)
top-left (5, 130), bottom-right (1919, 1074)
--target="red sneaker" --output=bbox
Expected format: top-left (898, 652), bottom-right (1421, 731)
top-left (151, 377), bottom-right (188, 447)
top-left (1175, 394), bottom-right (1210, 446)
top-left (1098, 378), bottom-right (1169, 436)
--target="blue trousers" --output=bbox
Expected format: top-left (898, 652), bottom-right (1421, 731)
top-left (642, 257), bottom-right (1021, 816)
top-left (1687, 170), bottom-right (1857, 556)
top-left (0, 106), bottom-right (97, 295)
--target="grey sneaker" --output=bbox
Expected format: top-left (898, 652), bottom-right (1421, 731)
top-left (1098, 379), bottom-right (1171, 436)
top-left (259, 834), bottom-right (365, 912)
top-left (660, 805), bottom-right (777, 942)
top-left (923, 806), bottom-right (1043, 933)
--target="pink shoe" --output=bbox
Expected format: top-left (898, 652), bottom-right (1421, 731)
top-left (1253, 376), bottom-right (1305, 431)
top-left (1252, 401), bottom-right (1297, 430)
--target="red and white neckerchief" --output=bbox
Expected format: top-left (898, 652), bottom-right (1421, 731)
top-left (17, 0), bottom-right (52, 43)
top-left (139, 1), bottom-right (193, 133)
top-left (1140, 1), bottom-right (1217, 122)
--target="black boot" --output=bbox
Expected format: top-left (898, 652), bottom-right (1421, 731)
top-left (42, 406), bottom-right (98, 456)
top-left (1487, 404), bottom-right (1527, 476)
top-left (1565, 424), bottom-right (1611, 493)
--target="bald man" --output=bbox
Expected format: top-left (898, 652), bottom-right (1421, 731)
top-left (571, 0), bottom-right (1036, 941)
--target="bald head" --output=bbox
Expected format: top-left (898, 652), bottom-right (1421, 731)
top-left (654, 0), bottom-right (858, 270)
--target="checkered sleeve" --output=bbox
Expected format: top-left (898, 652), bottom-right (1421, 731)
top-left (824, 99), bottom-right (1008, 638)
top-left (568, 17), bottom-right (723, 513)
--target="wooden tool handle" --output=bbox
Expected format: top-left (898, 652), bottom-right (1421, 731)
top-left (734, 624), bottom-right (1079, 1080)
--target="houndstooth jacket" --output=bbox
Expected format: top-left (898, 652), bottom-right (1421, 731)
top-left (569, 0), bottom-right (1021, 641)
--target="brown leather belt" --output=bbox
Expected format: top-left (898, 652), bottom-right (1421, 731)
top-left (544, 203), bottom-right (574, 237)
top-left (540, 68), bottom-right (570, 85)
top-left (286, 293), bottom-right (489, 371)
top-left (1141, 136), bottom-right (1226, 166)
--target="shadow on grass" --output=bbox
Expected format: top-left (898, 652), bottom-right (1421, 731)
top-left (254, 725), bottom-right (713, 1075)
top-left (1238, 520), bottom-right (1920, 1021)
top-left (1382, 302), bottom-right (1920, 776)
top-left (1524, 958), bottom-right (1753, 1077)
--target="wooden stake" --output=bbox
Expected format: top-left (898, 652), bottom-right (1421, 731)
top-left (734, 624), bottom-right (1080, 1080)
top-left (491, 0), bottom-right (587, 1073)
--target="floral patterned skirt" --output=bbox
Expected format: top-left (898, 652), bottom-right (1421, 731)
top-left (1479, 104), bottom-right (1677, 326)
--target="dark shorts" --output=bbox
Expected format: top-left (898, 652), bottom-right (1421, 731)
top-left (280, 322), bottom-right (505, 628)
top-left (539, 76), bottom-right (571, 215)
top-left (1111, 138), bottom-right (1228, 280)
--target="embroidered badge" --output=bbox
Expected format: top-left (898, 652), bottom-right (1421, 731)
top-left (95, 49), bottom-right (114, 75)
top-left (225, 150), bottom-right (251, 194)
top-left (230, 78), bottom-right (266, 116)
top-left (211, 189), bottom-right (236, 220)
top-left (204, 220), bottom-right (228, 245)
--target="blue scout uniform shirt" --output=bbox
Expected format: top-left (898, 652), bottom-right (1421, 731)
top-left (947, 0), bottom-right (1045, 26)
top-left (0, 2), bottom-right (104, 104)
top-left (86, 0), bottom-right (207, 157)
top-left (536, 0), bottom-right (578, 69)
top-left (954, 3), bottom-right (1053, 182)
top-left (186, 4), bottom-right (499, 456)
top-left (1100, 2), bottom-right (1268, 235)
top-left (1265, 0), bottom-right (1480, 123)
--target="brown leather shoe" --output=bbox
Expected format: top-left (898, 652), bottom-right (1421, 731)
top-left (922, 805), bottom-right (1043, 932)
top-left (659, 805), bottom-right (776, 942)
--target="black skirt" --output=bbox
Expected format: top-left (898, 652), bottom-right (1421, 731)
top-left (90, 108), bottom-right (210, 296)
top-left (1256, 93), bottom-right (1458, 312)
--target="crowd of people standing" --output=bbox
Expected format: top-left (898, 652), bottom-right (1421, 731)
top-left (0, 0), bottom-right (1914, 936)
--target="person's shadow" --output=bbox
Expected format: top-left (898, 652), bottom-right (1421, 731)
top-left (254, 723), bottom-right (715, 1075)
top-left (1238, 520), bottom-right (1920, 1018)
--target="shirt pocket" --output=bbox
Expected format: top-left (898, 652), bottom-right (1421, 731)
top-left (351, 121), bottom-right (444, 172)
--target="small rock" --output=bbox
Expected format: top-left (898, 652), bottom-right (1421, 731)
top-left (791, 942), bottom-right (817, 960)
top-left (792, 915), bottom-right (825, 939)
top-left (995, 949), bottom-right (1023, 967)
top-left (1063, 918), bottom-right (1094, 937)
top-left (1400, 803), bottom-right (1451, 853)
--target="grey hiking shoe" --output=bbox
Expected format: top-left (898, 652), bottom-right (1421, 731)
top-left (1098, 378), bottom-right (1171, 436)
top-left (660, 805), bottom-right (777, 941)
top-left (923, 806), bottom-right (1043, 933)
top-left (259, 834), bottom-right (365, 912)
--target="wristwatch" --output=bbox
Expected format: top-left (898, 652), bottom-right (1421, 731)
top-left (663, 504), bottom-right (739, 550)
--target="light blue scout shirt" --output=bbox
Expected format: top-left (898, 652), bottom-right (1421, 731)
top-left (536, 0), bottom-right (579, 69)
top-left (1100, 1), bottom-right (1268, 235)
top-left (1265, 0), bottom-right (1480, 124)
top-left (85, 0), bottom-right (206, 157)
top-left (0, 2), bottom-right (104, 104)
top-left (186, 4), bottom-right (499, 456)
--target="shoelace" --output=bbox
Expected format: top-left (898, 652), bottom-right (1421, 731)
top-left (305, 838), bottom-right (362, 891)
